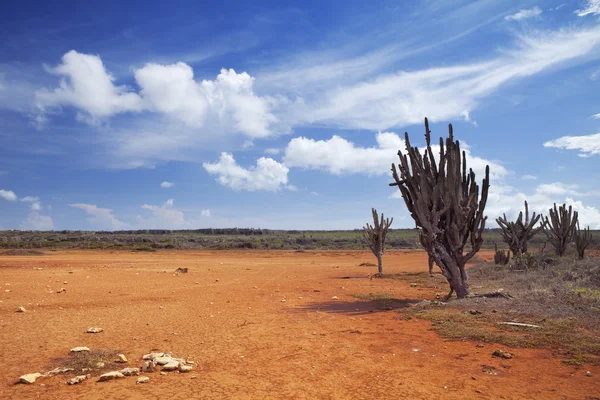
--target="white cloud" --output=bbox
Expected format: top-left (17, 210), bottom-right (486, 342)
top-left (139, 203), bottom-right (189, 228)
top-left (275, 25), bottom-right (600, 131)
top-left (264, 148), bottom-right (281, 155)
top-left (521, 174), bottom-right (537, 180)
top-left (543, 132), bottom-right (600, 157)
top-left (592, 112), bottom-right (600, 119)
top-left (21, 211), bottom-right (54, 231)
top-left (576, 0), bottom-right (600, 16)
top-left (35, 50), bottom-right (143, 120)
top-left (0, 189), bottom-right (17, 201)
top-left (69, 203), bottom-right (128, 230)
top-left (505, 7), bottom-right (542, 21)
top-left (201, 209), bottom-right (211, 217)
top-left (284, 131), bottom-right (508, 181)
top-left (160, 181), bottom-right (174, 188)
top-left (203, 152), bottom-right (291, 191)
top-left (20, 196), bottom-right (41, 211)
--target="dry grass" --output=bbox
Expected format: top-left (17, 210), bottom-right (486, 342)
top-left (1, 249), bottom-right (46, 256)
top-left (47, 349), bottom-right (124, 376)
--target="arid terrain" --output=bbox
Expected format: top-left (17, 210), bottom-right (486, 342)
top-left (1, 250), bottom-right (598, 399)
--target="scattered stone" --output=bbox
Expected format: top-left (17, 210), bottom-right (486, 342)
top-left (492, 350), bottom-right (513, 359)
top-left (191, 375), bottom-right (197, 379)
top-left (137, 376), bottom-right (150, 384)
top-left (116, 354), bottom-right (128, 363)
top-left (469, 309), bottom-right (482, 315)
top-left (410, 283), bottom-right (418, 287)
top-left (19, 373), bottom-right (42, 384)
top-left (46, 367), bottom-right (73, 376)
top-left (96, 362), bottom-right (105, 368)
top-left (86, 327), bottom-right (103, 333)
top-left (179, 365), bottom-right (192, 373)
top-left (160, 372), bottom-right (167, 376)
top-left (313, 289), bottom-right (320, 292)
top-left (175, 267), bottom-right (188, 273)
top-left (98, 371), bottom-right (125, 382)
top-left (331, 296), bottom-right (338, 300)
top-left (281, 299), bottom-right (286, 302)
top-left (141, 360), bottom-right (155, 373)
top-left (162, 360), bottom-right (180, 371)
top-left (4, 289), bottom-right (11, 293)
top-left (70, 346), bottom-right (90, 353)
top-left (586, 371), bottom-right (592, 377)
top-left (476, 344), bottom-right (485, 348)
top-left (154, 356), bottom-right (172, 366)
top-left (143, 352), bottom-right (164, 360)
top-left (16, 306), bottom-right (26, 313)
top-left (57, 288), bottom-right (66, 293)
top-left (120, 367), bottom-right (139, 376)
top-left (67, 375), bottom-right (88, 385)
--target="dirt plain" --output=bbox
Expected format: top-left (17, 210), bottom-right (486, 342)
top-left (0, 249), bottom-right (598, 400)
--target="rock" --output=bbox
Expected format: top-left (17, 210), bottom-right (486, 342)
top-left (160, 371), bottom-right (167, 376)
top-left (86, 327), bottom-right (103, 333)
top-left (154, 356), bottom-right (172, 366)
top-left (175, 267), bottom-right (188, 273)
top-left (142, 352), bottom-right (164, 360)
top-left (281, 299), bottom-right (286, 302)
top-left (120, 368), bottom-right (139, 376)
top-left (98, 371), bottom-right (125, 382)
top-left (115, 354), bottom-right (128, 363)
top-left (586, 371), bottom-right (592, 377)
top-left (331, 296), bottom-right (338, 300)
top-left (162, 360), bottom-right (180, 371)
top-left (4, 289), bottom-right (11, 293)
top-left (492, 349), bottom-right (513, 359)
top-left (410, 283), bottom-right (418, 287)
top-left (46, 367), bottom-right (73, 376)
top-left (137, 376), bottom-right (150, 384)
top-left (67, 375), bottom-right (88, 385)
top-left (56, 288), bottom-right (66, 293)
top-left (16, 306), bottom-right (26, 312)
top-left (95, 362), bottom-right (105, 368)
top-left (141, 360), bottom-right (155, 373)
top-left (19, 373), bottom-right (42, 384)
top-left (179, 365), bottom-right (192, 373)
top-left (468, 309), bottom-right (482, 315)
top-left (70, 346), bottom-right (90, 352)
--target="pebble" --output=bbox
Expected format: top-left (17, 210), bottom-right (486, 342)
top-left (160, 372), bottom-right (167, 376)
top-left (116, 354), bottom-right (128, 363)
top-left (586, 371), bottom-right (592, 377)
top-left (281, 299), bottom-right (286, 302)
top-left (70, 346), bottom-right (90, 352)
top-left (137, 376), bottom-right (150, 384)
top-left (67, 375), bottom-right (88, 385)
top-left (331, 296), bottom-right (338, 300)
top-left (86, 327), bottom-right (103, 333)
top-left (120, 367), bottom-right (139, 376)
top-left (98, 371), bottom-right (125, 382)
top-left (179, 365), bottom-right (193, 373)
top-left (16, 306), bottom-right (26, 313)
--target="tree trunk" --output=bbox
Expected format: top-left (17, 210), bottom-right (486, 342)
top-left (377, 253), bottom-right (383, 275)
top-left (428, 255), bottom-right (434, 274)
top-left (432, 248), bottom-right (470, 299)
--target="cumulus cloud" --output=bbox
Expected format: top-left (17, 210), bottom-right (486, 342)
top-left (201, 209), bottom-right (211, 217)
top-left (284, 131), bottom-right (508, 181)
top-left (21, 211), bottom-right (54, 231)
top-left (576, 0), bottom-right (600, 16)
top-left (0, 189), bottom-right (17, 201)
top-left (139, 202), bottom-right (189, 228)
top-left (20, 196), bottom-right (41, 211)
top-left (505, 7), bottom-right (543, 21)
top-left (36, 52), bottom-right (277, 138)
top-left (69, 203), bottom-right (128, 230)
top-left (160, 181), bottom-right (174, 188)
top-left (543, 132), bottom-right (600, 157)
top-left (203, 152), bottom-right (292, 191)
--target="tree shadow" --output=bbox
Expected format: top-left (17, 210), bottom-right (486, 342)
top-left (290, 297), bottom-right (421, 316)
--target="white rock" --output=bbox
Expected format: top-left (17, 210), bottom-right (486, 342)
top-left (16, 306), bottom-right (26, 313)
top-left (141, 360), bottom-right (155, 373)
top-left (98, 371), bottom-right (125, 382)
top-left (137, 376), bottom-right (150, 384)
top-left (142, 352), bottom-right (164, 360)
top-left (331, 296), bottom-right (338, 300)
top-left (115, 354), bottom-right (128, 363)
top-left (19, 373), bottom-right (42, 384)
top-left (46, 367), bottom-right (73, 376)
top-left (120, 368), bottom-right (139, 376)
top-left (96, 362), bottom-right (105, 368)
top-left (179, 365), bottom-right (192, 373)
top-left (160, 371), bottom-right (167, 376)
top-left (86, 327), bottom-right (103, 333)
top-left (67, 375), bottom-right (88, 385)
top-left (281, 299), bottom-right (286, 302)
top-left (154, 356), bottom-right (172, 366)
top-left (161, 360), bottom-right (180, 371)
top-left (70, 346), bottom-right (90, 352)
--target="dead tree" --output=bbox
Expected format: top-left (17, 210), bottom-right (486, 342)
top-left (390, 118), bottom-right (489, 299)
top-left (362, 208), bottom-right (393, 277)
top-left (494, 243), bottom-right (510, 265)
top-left (496, 201), bottom-right (544, 256)
top-left (541, 203), bottom-right (578, 257)
top-left (574, 222), bottom-right (592, 259)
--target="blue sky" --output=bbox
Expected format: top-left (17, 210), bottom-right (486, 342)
top-left (1, 0), bottom-right (600, 230)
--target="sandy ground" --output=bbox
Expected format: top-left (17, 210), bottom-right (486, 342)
top-left (0, 249), bottom-right (598, 400)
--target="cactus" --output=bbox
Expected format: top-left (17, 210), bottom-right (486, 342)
top-left (574, 222), bottom-right (592, 260)
top-left (494, 243), bottom-right (510, 265)
top-left (541, 203), bottom-right (578, 257)
top-left (390, 118), bottom-right (489, 299)
top-left (362, 208), bottom-right (393, 277)
top-left (496, 201), bottom-right (543, 255)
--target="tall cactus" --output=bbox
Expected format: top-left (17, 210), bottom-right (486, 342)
top-left (541, 203), bottom-right (578, 257)
top-left (493, 243), bottom-right (510, 265)
top-left (496, 201), bottom-right (543, 255)
top-left (390, 118), bottom-right (489, 299)
top-left (362, 208), bottom-right (393, 277)
top-left (574, 222), bottom-right (592, 260)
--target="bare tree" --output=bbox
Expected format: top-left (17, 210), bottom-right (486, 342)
top-left (541, 203), bottom-right (578, 257)
top-left (362, 208), bottom-right (393, 278)
top-left (574, 222), bottom-right (592, 260)
top-left (496, 201), bottom-right (544, 256)
top-left (390, 118), bottom-right (489, 299)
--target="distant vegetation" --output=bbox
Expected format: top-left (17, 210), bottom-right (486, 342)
top-left (0, 228), bottom-right (580, 251)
